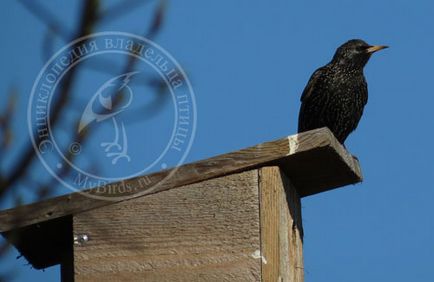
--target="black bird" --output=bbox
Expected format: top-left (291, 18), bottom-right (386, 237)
top-left (298, 39), bottom-right (388, 144)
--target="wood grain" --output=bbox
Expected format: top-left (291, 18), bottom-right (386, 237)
top-left (73, 170), bottom-right (261, 282)
top-left (282, 171), bottom-right (304, 282)
top-left (259, 167), bottom-right (303, 282)
top-left (0, 127), bottom-right (362, 232)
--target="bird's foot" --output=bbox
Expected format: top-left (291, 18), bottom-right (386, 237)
top-left (106, 151), bottom-right (131, 164)
top-left (100, 141), bottom-right (122, 152)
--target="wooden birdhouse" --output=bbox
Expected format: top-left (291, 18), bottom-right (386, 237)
top-left (0, 128), bottom-right (362, 281)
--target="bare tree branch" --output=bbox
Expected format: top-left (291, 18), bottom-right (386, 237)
top-left (1, 2), bottom-right (173, 279)
top-left (0, 0), bottom-right (99, 199)
top-left (97, 0), bottom-right (149, 24)
top-left (0, 87), bottom-right (17, 161)
top-left (1, 0), bottom-right (168, 199)
top-left (18, 0), bottom-right (71, 40)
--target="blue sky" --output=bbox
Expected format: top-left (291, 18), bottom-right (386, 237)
top-left (1, 0), bottom-right (434, 281)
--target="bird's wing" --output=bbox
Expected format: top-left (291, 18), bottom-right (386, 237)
top-left (300, 66), bottom-right (327, 102)
top-left (362, 79), bottom-right (368, 106)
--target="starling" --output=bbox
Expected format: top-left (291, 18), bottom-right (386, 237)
top-left (298, 39), bottom-right (388, 144)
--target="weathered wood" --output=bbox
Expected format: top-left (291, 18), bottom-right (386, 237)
top-left (281, 170), bottom-right (304, 282)
top-left (0, 127), bottom-right (362, 233)
top-left (0, 127), bottom-right (362, 273)
top-left (259, 167), bottom-right (303, 282)
top-left (73, 170), bottom-right (261, 282)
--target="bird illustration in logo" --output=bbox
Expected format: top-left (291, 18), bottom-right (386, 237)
top-left (78, 72), bottom-right (138, 164)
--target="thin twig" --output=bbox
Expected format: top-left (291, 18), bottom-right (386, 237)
top-left (97, 0), bottom-right (149, 24)
top-left (18, 0), bottom-right (71, 40)
top-left (0, 0), bottom-right (99, 199)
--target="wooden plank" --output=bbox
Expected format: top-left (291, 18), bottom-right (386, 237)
top-left (259, 167), bottom-right (281, 282)
top-left (73, 170), bottom-right (261, 282)
top-left (282, 171), bottom-right (304, 282)
top-left (259, 166), bottom-right (303, 282)
top-left (0, 127), bottom-right (362, 233)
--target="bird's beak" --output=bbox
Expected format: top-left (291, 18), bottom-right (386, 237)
top-left (366, 45), bottom-right (389, 54)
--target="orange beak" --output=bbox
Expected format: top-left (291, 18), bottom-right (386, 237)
top-left (366, 45), bottom-right (389, 53)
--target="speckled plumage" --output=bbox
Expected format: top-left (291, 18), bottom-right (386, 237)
top-left (298, 39), bottom-right (387, 144)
